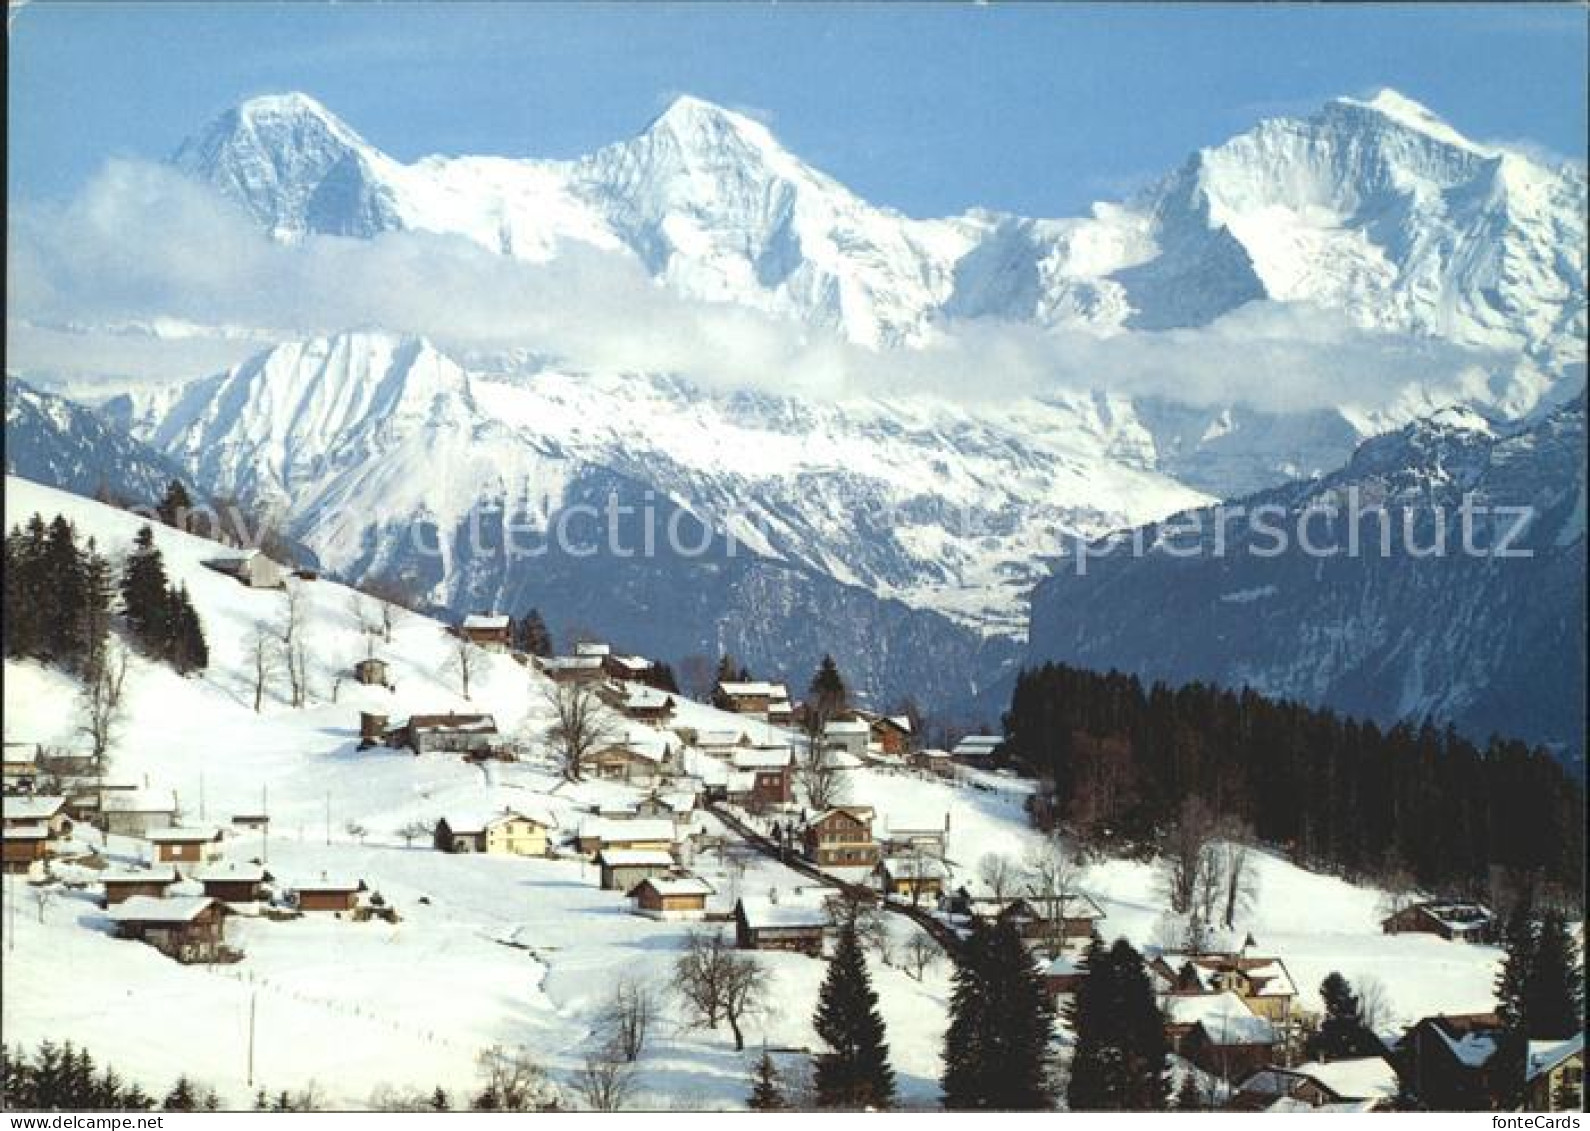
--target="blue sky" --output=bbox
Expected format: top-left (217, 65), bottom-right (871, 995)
top-left (9, 3), bottom-right (1588, 216)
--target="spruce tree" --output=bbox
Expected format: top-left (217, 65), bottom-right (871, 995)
top-left (812, 922), bottom-right (896, 1109)
top-left (1066, 939), bottom-right (1168, 1111)
top-left (156, 481), bottom-right (194, 531)
top-left (1308, 973), bottom-right (1382, 1060)
top-left (120, 526), bottom-right (171, 655)
top-left (942, 923), bottom-right (994, 1108)
top-left (809, 654), bottom-right (849, 717)
top-left (942, 920), bottom-right (1054, 1109)
top-left (1495, 897), bottom-right (1537, 1030)
top-left (748, 1050), bottom-right (788, 1110)
top-left (166, 585), bottom-right (208, 674)
top-left (515, 608), bottom-right (554, 656)
top-left (429, 1087), bottom-right (450, 1111)
top-left (163, 1076), bottom-right (198, 1110)
top-left (42, 515), bottom-right (89, 663)
top-left (1522, 910), bottom-right (1582, 1040)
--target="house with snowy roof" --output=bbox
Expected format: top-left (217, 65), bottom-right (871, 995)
top-left (458, 613), bottom-right (511, 651)
top-left (874, 853), bottom-right (948, 901)
top-left (803, 806), bottom-right (880, 868)
top-left (385, 712), bottom-right (500, 756)
top-left (537, 655), bottom-right (607, 684)
top-left (148, 827), bottom-right (223, 865)
top-left (1, 795), bottom-right (70, 837)
top-left (629, 874), bottom-right (713, 920)
top-left (1, 825), bottom-right (51, 873)
top-left (434, 808), bottom-right (557, 856)
top-left (1149, 950), bottom-right (1297, 1025)
top-left (1381, 900), bottom-right (1494, 943)
top-left (715, 681), bottom-right (792, 719)
top-left (1525, 1033), bottom-right (1583, 1112)
top-left (1232, 1057), bottom-right (1400, 1111)
top-left (1, 743), bottom-right (39, 791)
top-left (610, 683), bottom-right (677, 724)
top-left (727, 746), bottom-right (793, 808)
top-left (1164, 991), bottom-right (1280, 1080)
top-left (574, 817), bottom-right (676, 858)
top-left (596, 848), bottom-right (676, 891)
top-left (951, 735), bottom-right (1002, 763)
top-left (1398, 1012), bottom-right (1508, 1110)
top-left (203, 549), bottom-right (286, 589)
top-left (734, 892), bottom-right (833, 956)
top-left (99, 865), bottom-right (180, 905)
top-left (291, 875), bottom-right (369, 913)
top-left (583, 732), bottom-right (674, 786)
top-left (822, 718), bottom-right (871, 760)
top-left (100, 787), bottom-right (179, 836)
top-left (194, 861), bottom-right (273, 904)
top-left (109, 895), bottom-right (228, 963)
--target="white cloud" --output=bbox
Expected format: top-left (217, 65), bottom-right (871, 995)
top-left (7, 157), bottom-right (1519, 416)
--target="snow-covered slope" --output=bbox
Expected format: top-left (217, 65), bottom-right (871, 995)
top-left (3, 476), bottom-right (1506, 1107)
top-left (1023, 396), bottom-right (1588, 761)
top-left (172, 89), bottom-right (1585, 373)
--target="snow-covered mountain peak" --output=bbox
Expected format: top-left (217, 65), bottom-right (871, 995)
top-left (1330, 88), bottom-right (1487, 154)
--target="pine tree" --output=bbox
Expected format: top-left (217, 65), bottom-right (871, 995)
top-left (428, 1086), bottom-right (451, 1111)
top-left (163, 1076), bottom-right (198, 1110)
top-left (812, 922), bottom-right (896, 1109)
top-left (748, 1050), bottom-right (788, 1110)
top-left (42, 515), bottom-right (90, 664)
top-left (166, 584), bottom-right (208, 674)
top-left (156, 480), bottom-right (194, 531)
top-left (1494, 897), bottom-right (1537, 1030)
top-left (1066, 939), bottom-right (1168, 1111)
top-left (1522, 910), bottom-right (1582, 1040)
top-left (514, 608), bottom-right (554, 656)
top-left (941, 920), bottom-right (1054, 1109)
top-left (1308, 973), bottom-right (1382, 1060)
top-left (120, 526), bottom-right (171, 655)
top-left (808, 654), bottom-right (849, 717)
top-left (4, 517), bottom-right (49, 658)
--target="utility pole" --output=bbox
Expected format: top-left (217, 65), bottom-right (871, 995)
top-left (246, 988), bottom-right (257, 1088)
top-left (262, 784), bottom-right (269, 865)
top-left (324, 792), bottom-right (331, 846)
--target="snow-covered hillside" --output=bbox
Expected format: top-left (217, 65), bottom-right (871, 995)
top-left (3, 477), bottom-right (1505, 1108)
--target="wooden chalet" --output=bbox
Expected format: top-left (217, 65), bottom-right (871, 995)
top-left (1231, 1058), bottom-right (1400, 1112)
top-left (596, 849), bottom-right (676, 891)
top-left (352, 657), bottom-right (390, 686)
top-left (802, 806), bottom-right (880, 868)
top-left (100, 865), bottom-right (179, 905)
top-left (385, 712), bottom-right (499, 756)
top-left (203, 550), bottom-right (286, 589)
top-left (574, 817), bottom-right (675, 858)
top-left (195, 861), bottom-right (272, 904)
top-left (1398, 1012), bottom-right (1508, 1110)
top-left (629, 874), bottom-right (712, 920)
top-left (1, 795), bottom-right (71, 837)
top-left (734, 895), bottom-right (831, 956)
top-left (1, 825), bottom-right (50, 873)
top-left (1164, 991), bottom-right (1279, 1081)
top-left (944, 887), bottom-right (1107, 948)
top-left (1380, 900), bottom-right (1494, 943)
top-left (869, 714), bottom-right (913, 757)
top-left (715, 681), bottom-right (791, 718)
top-left (1, 743), bottom-right (40, 791)
top-left (148, 827), bottom-right (222, 865)
top-left (583, 733), bottom-right (673, 786)
top-left (1150, 951), bottom-right (1297, 1025)
top-left (611, 684), bottom-right (677, 724)
top-left (109, 896), bottom-right (228, 963)
top-left (951, 735), bottom-right (1002, 764)
top-left (822, 718), bottom-right (870, 760)
top-left (459, 614), bottom-right (511, 652)
top-left (100, 788), bottom-right (179, 836)
top-left (602, 653), bottom-right (655, 682)
top-left (1525, 1035), bottom-right (1584, 1112)
top-left (727, 747), bottom-right (793, 808)
top-left (537, 656), bottom-right (607, 684)
top-left (292, 876), bottom-right (368, 913)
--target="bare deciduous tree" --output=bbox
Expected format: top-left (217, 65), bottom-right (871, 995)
top-left (446, 635), bottom-right (479, 701)
top-left (1162, 796), bottom-right (1220, 917)
top-left (902, 931), bottom-right (941, 981)
top-left (598, 979), bottom-right (656, 1063)
top-left (1355, 973), bottom-right (1394, 1036)
top-left (978, 852), bottom-right (1021, 903)
top-left (797, 743), bottom-right (847, 811)
top-left (672, 930), bottom-right (766, 1050)
top-left (397, 819), bottom-right (432, 848)
top-left (576, 1048), bottom-right (637, 1112)
top-left (246, 626), bottom-right (279, 713)
top-left (474, 1046), bottom-right (557, 1112)
top-left (1219, 836), bottom-right (1259, 930)
top-left (1024, 837), bottom-right (1079, 952)
top-left (77, 639), bottom-right (129, 765)
top-left (279, 582), bottom-right (310, 708)
top-left (31, 885), bottom-right (56, 923)
top-left (540, 681), bottom-right (620, 782)
top-left (344, 820), bottom-right (369, 845)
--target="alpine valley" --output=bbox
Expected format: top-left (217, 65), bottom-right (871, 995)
top-left (7, 88), bottom-right (1586, 742)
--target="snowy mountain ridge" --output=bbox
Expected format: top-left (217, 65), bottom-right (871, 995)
top-left (171, 88), bottom-right (1586, 369)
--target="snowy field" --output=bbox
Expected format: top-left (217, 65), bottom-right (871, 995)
top-left (2, 475), bottom-right (1502, 1108)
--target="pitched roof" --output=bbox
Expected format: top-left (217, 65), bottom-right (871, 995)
top-left (194, 861), bottom-right (270, 884)
top-left (100, 788), bottom-right (179, 814)
top-left (461, 614), bottom-right (510, 630)
top-left (109, 895), bottom-right (217, 924)
top-left (731, 747), bottom-right (792, 770)
top-left (580, 817), bottom-right (676, 844)
top-left (292, 875), bottom-right (366, 893)
top-left (2, 795), bottom-right (66, 821)
top-left (596, 849), bottom-right (675, 868)
top-left (1165, 992), bottom-right (1276, 1046)
top-left (952, 735), bottom-right (1002, 757)
top-left (101, 865), bottom-right (179, 885)
top-left (631, 875), bottom-right (713, 898)
top-left (147, 827), bottom-right (220, 844)
top-left (403, 713), bottom-right (498, 734)
top-left (1527, 1034), bottom-right (1584, 1082)
top-left (575, 642), bottom-right (612, 657)
top-left (718, 681), bottom-right (789, 698)
top-left (1288, 1057), bottom-right (1400, 1101)
top-left (736, 894), bottom-right (831, 931)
